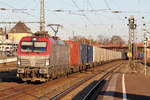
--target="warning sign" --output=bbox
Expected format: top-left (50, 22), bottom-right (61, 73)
top-left (127, 52), bottom-right (132, 57)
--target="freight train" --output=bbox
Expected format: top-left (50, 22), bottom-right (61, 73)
top-left (17, 36), bottom-right (122, 82)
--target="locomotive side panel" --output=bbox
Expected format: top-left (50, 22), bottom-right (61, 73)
top-left (49, 43), bottom-right (69, 78)
top-left (50, 44), bottom-right (69, 67)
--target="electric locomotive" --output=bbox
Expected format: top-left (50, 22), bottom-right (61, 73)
top-left (17, 36), bottom-right (69, 82)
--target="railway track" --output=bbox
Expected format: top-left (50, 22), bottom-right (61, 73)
top-left (0, 83), bottom-right (37, 100)
top-left (0, 80), bottom-right (61, 100)
top-left (0, 60), bottom-right (123, 100)
top-left (0, 61), bottom-right (17, 72)
top-left (81, 65), bottom-right (120, 100)
top-left (50, 62), bottom-right (122, 100)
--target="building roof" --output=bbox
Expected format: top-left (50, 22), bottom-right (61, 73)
top-left (0, 28), bottom-right (5, 35)
top-left (9, 21), bottom-right (32, 33)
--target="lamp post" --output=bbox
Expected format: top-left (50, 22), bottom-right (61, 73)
top-left (143, 25), bottom-right (147, 76)
top-left (142, 22), bottom-right (147, 76)
top-left (142, 17), bottom-right (148, 76)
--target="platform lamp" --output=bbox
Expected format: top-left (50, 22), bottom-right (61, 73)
top-left (142, 17), bottom-right (147, 76)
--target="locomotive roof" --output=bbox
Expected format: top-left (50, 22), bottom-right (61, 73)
top-left (20, 36), bottom-right (67, 46)
top-left (21, 36), bottom-right (53, 41)
top-left (55, 40), bottom-right (67, 45)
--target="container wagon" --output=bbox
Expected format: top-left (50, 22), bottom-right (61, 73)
top-left (66, 41), bottom-right (92, 72)
top-left (17, 38), bottom-right (122, 82)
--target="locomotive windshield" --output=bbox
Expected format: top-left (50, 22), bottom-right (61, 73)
top-left (21, 41), bottom-right (47, 53)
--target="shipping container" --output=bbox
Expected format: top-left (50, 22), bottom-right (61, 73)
top-left (121, 52), bottom-right (128, 60)
top-left (99, 48), bottom-right (104, 62)
top-left (66, 41), bottom-right (80, 66)
top-left (93, 46), bottom-right (105, 63)
top-left (79, 44), bottom-right (88, 64)
top-left (138, 53), bottom-right (144, 59)
top-left (103, 49), bottom-right (107, 61)
top-left (87, 45), bottom-right (93, 63)
top-left (93, 46), bottom-right (99, 63)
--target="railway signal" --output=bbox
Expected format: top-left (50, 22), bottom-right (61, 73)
top-left (127, 52), bottom-right (132, 58)
top-left (126, 16), bottom-right (137, 71)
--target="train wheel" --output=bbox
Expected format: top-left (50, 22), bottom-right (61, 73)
top-left (79, 66), bottom-right (82, 72)
top-left (62, 69), bottom-right (65, 77)
top-left (68, 68), bottom-right (71, 74)
top-left (56, 71), bottom-right (60, 78)
top-left (65, 70), bottom-right (68, 76)
top-left (70, 68), bottom-right (73, 73)
top-left (52, 72), bottom-right (56, 79)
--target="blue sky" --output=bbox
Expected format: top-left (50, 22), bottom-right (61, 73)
top-left (0, 0), bottom-right (150, 42)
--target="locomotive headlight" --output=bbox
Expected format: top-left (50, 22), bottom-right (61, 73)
top-left (46, 59), bottom-right (49, 66)
top-left (32, 37), bottom-right (37, 41)
top-left (17, 68), bottom-right (24, 73)
top-left (18, 60), bottom-right (21, 65)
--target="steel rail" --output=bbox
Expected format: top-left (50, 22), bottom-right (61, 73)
top-left (82, 64), bottom-right (121, 100)
top-left (0, 84), bottom-right (36, 100)
top-left (50, 63), bottom-right (121, 100)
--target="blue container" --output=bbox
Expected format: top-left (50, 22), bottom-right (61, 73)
top-left (87, 45), bottom-right (93, 63)
top-left (121, 52), bottom-right (128, 60)
top-left (138, 53), bottom-right (144, 58)
top-left (79, 44), bottom-right (88, 64)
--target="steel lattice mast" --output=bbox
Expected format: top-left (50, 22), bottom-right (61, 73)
top-left (40, 0), bottom-right (45, 32)
top-left (128, 16), bottom-right (137, 71)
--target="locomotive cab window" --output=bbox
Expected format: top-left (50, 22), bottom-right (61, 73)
top-left (21, 41), bottom-right (47, 53)
top-left (34, 42), bottom-right (47, 52)
top-left (21, 42), bottom-right (33, 52)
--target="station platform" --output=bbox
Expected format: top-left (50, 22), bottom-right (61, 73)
top-left (0, 57), bottom-right (17, 63)
top-left (0, 57), bottom-right (17, 71)
top-left (97, 63), bottom-right (150, 100)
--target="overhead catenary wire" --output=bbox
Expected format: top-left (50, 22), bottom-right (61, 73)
top-left (104, 0), bottom-right (111, 10)
top-left (71, 0), bottom-right (96, 26)
top-left (87, 0), bottom-right (94, 9)
top-left (86, 0), bottom-right (107, 25)
top-left (0, 1), bottom-right (39, 21)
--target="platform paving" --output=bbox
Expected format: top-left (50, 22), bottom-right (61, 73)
top-left (0, 57), bottom-right (17, 63)
top-left (97, 63), bottom-right (150, 100)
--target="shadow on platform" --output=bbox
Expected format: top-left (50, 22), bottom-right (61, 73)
top-left (0, 70), bottom-right (20, 83)
top-left (100, 91), bottom-right (150, 100)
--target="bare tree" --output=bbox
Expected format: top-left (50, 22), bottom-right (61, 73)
top-left (97, 35), bottom-right (110, 44)
top-left (110, 35), bottom-right (125, 44)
